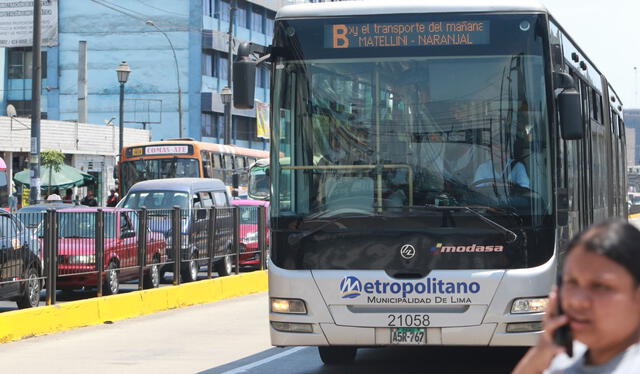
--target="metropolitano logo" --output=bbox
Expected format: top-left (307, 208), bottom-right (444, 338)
top-left (339, 276), bottom-right (362, 299)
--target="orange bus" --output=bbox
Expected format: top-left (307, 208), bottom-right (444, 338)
top-left (118, 140), bottom-right (269, 197)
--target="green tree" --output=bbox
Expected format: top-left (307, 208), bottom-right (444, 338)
top-left (41, 149), bottom-right (65, 196)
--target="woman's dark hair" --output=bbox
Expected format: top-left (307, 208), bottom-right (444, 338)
top-left (566, 220), bottom-right (640, 285)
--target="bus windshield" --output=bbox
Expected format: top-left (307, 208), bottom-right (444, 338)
top-left (120, 158), bottom-right (200, 194)
top-left (248, 167), bottom-right (270, 200)
top-left (273, 14), bottom-right (551, 221)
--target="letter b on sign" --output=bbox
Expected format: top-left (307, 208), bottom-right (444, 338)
top-left (333, 24), bottom-right (349, 48)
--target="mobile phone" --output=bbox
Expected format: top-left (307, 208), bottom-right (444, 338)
top-left (553, 276), bottom-right (573, 357)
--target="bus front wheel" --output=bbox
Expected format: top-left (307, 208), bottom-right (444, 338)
top-left (318, 346), bottom-right (357, 365)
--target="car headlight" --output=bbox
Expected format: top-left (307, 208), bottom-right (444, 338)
top-left (511, 297), bottom-right (549, 314)
top-left (68, 255), bottom-right (96, 264)
top-left (244, 231), bottom-right (258, 243)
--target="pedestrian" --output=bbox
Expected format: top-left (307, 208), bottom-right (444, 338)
top-left (46, 188), bottom-right (62, 201)
top-left (8, 189), bottom-right (18, 213)
top-left (80, 190), bottom-right (98, 207)
top-left (63, 189), bottom-right (73, 203)
top-left (106, 188), bottom-right (119, 207)
top-left (512, 220), bottom-right (640, 374)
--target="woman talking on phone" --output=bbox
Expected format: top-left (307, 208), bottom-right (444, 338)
top-left (513, 220), bottom-right (640, 374)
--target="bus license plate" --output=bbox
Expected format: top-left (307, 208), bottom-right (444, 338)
top-left (391, 327), bottom-right (426, 345)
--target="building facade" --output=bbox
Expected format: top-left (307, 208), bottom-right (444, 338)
top-left (0, 116), bottom-right (149, 205)
top-left (0, 0), bottom-right (294, 149)
top-left (625, 109), bottom-right (640, 165)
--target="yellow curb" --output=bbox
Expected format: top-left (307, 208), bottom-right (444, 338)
top-left (629, 213), bottom-right (640, 219)
top-left (0, 271), bottom-right (267, 344)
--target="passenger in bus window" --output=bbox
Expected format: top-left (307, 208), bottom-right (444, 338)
top-left (512, 221), bottom-right (640, 374)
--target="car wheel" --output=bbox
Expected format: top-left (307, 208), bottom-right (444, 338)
top-left (143, 257), bottom-right (161, 289)
top-left (215, 250), bottom-right (233, 277)
top-left (181, 251), bottom-right (198, 283)
top-left (16, 266), bottom-right (40, 309)
top-left (318, 347), bottom-right (357, 365)
top-left (103, 261), bottom-right (120, 295)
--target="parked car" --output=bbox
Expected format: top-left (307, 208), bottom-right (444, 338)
top-left (15, 202), bottom-right (77, 231)
top-left (231, 200), bottom-right (269, 269)
top-left (0, 210), bottom-right (42, 308)
top-left (118, 178), bottom-right (234, 281)
top-left (55, 208), bottom-right (167, 295)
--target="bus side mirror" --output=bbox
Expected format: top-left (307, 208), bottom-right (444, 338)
top-left (233, 45), bottom-right (257, 110)
top-left (553, 72), bottom-right (584, 140)
top-left (558, 89), bottom-right (584, 140)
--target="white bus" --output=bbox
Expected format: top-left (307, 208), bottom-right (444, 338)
top-left (233, 0), bottom-right (627, 364)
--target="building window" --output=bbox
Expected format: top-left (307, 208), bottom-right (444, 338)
top-left (265, 68), bottom-right (271, 89)
top-left (235, 116), bottom-right (254, 141)
top-left (8, 48), bottom-right (47, 79)
top-left (202, 112), bottom-right (224, 138)
top-left (266, 13), bottom-right (275, 36)
top-left (218, 0), bottom-right (230, 22)
top-left (251, 7), bottom-right (264, 33)
top-left (219, 53), bottom-right (229, 81)
top-left (236, 0), bottom-right (247, 28)
top-left (203, 0), bottom-right (213, 16)
top-left (202, 51), bottom-right (217, 77)
top-left (7, 100), bottom-right (47, 119)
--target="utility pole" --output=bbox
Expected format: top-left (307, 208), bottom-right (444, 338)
top-left (78, 41), bottom-right (88, 123)
top-left (224, 0), bottom-right (235, 145)
top-left (29, 0), bottom-right (42, 204)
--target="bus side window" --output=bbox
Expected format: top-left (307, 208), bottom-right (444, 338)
top-left (201, 150), bottom-right (213, 178)
top-left (212, 153), bottom-right (223, 179)
top-left (223, 154), bottom-right (234, 185)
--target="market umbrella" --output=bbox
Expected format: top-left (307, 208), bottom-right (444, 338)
top-left (14, 164), bottom-right (95, 190)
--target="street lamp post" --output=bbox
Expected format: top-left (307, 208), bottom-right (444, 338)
top-left (220, 86), bottom-right (232, 144)
top-left (116, 61), bottom-right (131, 155)
top-left (146, 20), bottom-right (183, 138)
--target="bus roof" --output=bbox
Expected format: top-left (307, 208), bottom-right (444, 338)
top-left (277, 0), bottom-right (548, 19)
top-left (123, 140), bottom-right (269, 158)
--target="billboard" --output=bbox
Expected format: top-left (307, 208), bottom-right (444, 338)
top-left (0, 0), bottom-right (58, 48)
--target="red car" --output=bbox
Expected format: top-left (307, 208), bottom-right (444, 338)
top-left (56, 208), bottom-right (166, 295)
top-left (231, 200), bottom-right (269, 269)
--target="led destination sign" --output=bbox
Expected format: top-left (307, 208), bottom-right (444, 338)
top-left (325, 21), bottom-right (490, 49)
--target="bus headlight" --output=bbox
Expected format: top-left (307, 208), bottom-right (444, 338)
top-left (270, 298), bottom-right (307, 314)
top-left (511, 297), bottom-right (549, 314)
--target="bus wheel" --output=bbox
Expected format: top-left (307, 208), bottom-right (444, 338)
top-left (318, 346), bottom-right (357, 365)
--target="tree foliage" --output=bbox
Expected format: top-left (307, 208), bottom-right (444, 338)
top-left (41, 149), bottom-right (65, 173)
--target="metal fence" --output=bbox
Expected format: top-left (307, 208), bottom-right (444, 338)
top-left (0, 205), bottom-right (267, 310)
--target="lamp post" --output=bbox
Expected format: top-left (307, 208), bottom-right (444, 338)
top-left (220, 86), bottom-right (232, 144)
top-left (116, 61), bottom-right (131, 155)
top-left (146, 20), bottom-right (183, 138)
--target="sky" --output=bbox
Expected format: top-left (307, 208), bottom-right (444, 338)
top-left (541, 0), bottom-right (639, 109)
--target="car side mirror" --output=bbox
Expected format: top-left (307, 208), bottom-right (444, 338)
top-left (121, 230), bottom-right (136, 239)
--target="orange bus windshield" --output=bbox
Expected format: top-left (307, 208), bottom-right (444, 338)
top-left (120, 157), bottom-right (200, 194)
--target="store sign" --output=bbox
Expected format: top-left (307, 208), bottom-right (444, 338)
top-left (325, 20), bottom-right (490, 49)
top-left (0, 0), bottom-right (59, 47)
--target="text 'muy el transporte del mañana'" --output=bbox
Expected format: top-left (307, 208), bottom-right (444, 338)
top-left (327, 21), bottom-right (490, 49)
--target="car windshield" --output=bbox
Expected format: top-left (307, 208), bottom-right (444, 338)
top-left (238, 206), bottom-right (258, 224)
top-left (122, 191), bottom-right (190, 210)
top-left (120, 158), bottom-right (200, 194)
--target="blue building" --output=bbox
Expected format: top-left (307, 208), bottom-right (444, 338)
top-left (0, 0), bottom-right (290, 149)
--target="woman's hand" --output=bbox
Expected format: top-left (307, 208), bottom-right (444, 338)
top-left (512, 289), bottom-right (569, 374)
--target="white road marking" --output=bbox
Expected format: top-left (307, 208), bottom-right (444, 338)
top-left (221, 347), bottom-right (308, 373)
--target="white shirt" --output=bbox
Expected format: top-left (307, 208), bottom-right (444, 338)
top-left (473, 159), bottom-right (530, 188)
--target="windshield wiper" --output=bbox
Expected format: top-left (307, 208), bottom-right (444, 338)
top-left (424, 204), bottom-right (518, 243)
